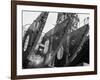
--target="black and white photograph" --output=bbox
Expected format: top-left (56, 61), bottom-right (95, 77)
top-left (11, 1), bottom-right (97, 79)
top-left (22, 11), bottom-right (90, 69)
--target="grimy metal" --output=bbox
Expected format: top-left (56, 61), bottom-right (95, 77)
top-left (28, 12), bottom-right (49, 56)
top-left (23, 12), bottom-right (49, 68)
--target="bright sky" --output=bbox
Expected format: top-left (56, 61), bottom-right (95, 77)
top-left (42, 13), bottom-right (57, 33)
top-left (22, 11), bottom-right (89, 33)
top-left (78, 14), bottom-right (89, 28)
top-left (23, 11), bottom-right (41, 30)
